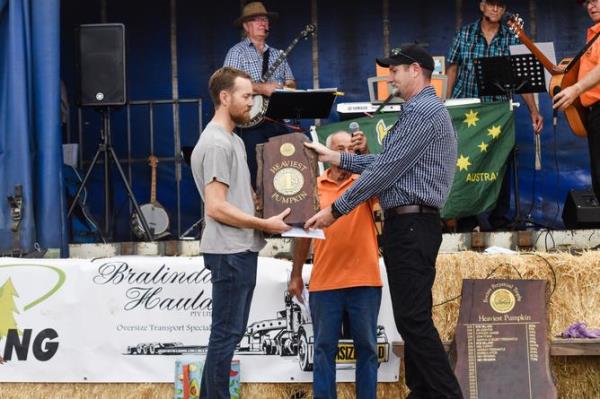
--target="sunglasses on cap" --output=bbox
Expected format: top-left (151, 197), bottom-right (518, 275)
top-left (390, 48), bottom-right (420, 65)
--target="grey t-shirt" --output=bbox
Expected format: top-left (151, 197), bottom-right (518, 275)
top-left (190, 121), bottom-right (265, 254)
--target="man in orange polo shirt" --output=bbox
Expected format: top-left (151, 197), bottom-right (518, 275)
top-left (288, 130), bottom-right (382, 399)
top-left (554, 0), bottom-right (600, 200)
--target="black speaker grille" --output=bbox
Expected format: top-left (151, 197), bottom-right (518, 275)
top-left (78, 24), bottom-right (126, 106)
top-left (562, 189), bottom-right (600, 229)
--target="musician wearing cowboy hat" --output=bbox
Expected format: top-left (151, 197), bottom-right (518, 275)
top-left (224, 1), bottom-right (297, 189)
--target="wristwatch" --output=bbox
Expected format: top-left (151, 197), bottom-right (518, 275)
top-left (330, 202), bottom-right (343, 219)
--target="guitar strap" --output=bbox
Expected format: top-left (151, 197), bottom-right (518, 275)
top-left (261, 48), bottom-right (270, 80)
top-left (565, 31), bottom-right (600, 73)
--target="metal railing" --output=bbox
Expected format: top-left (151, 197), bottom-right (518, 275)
top-left (76, 98), bottom-right (203, 239)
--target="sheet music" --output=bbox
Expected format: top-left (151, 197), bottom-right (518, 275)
top-left (510, 42), bottom-right (557, 93)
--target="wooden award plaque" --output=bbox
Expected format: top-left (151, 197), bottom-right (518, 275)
top-left (454, 279), bottom-right (557, 399)
top-left (256, 133), bottom-right (319, 226)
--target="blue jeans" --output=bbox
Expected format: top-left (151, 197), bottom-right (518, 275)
top-left (310, 287), bottom-right (382, 399)
top-left (200, 251), bottom-right (258, 399)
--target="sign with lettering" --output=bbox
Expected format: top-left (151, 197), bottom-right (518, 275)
top-left (454, 279), bottom-right (557, 399)
top-left (256, 133), bottom-right (319, 225)
top-left (0, 257), bottom-right (401, 383)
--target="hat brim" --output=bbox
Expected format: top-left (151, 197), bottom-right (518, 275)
top-left (376, 57), bottom-right (395, 67)
top-left (234, 11), bottom-right (279, 28)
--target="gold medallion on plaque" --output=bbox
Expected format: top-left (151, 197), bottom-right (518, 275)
top-left (273, 167), bottom-right (304, 196)
top-left (280, 142), bottom-right (296, 157)
top-left (489, 288), bottom-right (516, 314)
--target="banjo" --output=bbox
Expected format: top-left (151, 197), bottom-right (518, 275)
top-left (239, 24), bottom-right (316, 128)
top-left (131, 155), bottom-right (170, 239)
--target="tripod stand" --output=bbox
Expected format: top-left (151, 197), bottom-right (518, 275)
top-left (67, 108), bottom-right (153, 241)
top-left (475, 54), bottom-right (546, 230)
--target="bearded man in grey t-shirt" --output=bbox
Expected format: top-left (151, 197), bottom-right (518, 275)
top-left (191, 67), bottom-right (291, 399)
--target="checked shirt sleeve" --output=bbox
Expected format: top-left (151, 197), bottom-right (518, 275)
top-left (339, 152), bottom-right (378, 174)
top-left (334, 111), bottom-right (437, 215)
top-left (447, 29), bottom-right (463, 65)
top-left (223, 47), bottom-right (242, 69)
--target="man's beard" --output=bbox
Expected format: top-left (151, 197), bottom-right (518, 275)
top-left (231, 108), bottom-right (251, 125)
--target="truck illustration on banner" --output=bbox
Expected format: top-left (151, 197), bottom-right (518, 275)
top-left (126, 292), bottom-right (390, 372)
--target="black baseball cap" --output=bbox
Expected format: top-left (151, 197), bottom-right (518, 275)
top-left (481, 0), bottom-right (506, 6)
top-left (376, 44), bottom-right (435, 71)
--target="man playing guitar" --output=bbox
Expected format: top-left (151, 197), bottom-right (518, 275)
top-left (554, 0), bottom-right (600, 200)
top-left (223, 1), bottom-right (296, 189)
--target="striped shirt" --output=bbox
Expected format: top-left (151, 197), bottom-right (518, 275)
top-left (447, 18), bottom-right (520, 102)
top-left (334, 86), bottom-right (457, 214)
top-left (223, 38), bottom-right (294, 85)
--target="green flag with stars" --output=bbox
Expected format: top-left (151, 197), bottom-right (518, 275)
top-left (314, 101), bottom-right (515, 218)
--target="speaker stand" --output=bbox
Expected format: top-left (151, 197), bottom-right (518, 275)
top-left (67, 108), bottom-right (153, 241)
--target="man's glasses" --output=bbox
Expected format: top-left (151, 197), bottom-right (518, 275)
top-left (584, 0), bottom-right (600, 7)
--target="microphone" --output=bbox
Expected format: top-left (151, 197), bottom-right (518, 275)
top-left (349, 122), bottom-right (361, 154)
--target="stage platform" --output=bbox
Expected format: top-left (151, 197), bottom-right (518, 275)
top-left (65, 228), bottom-right (600, 258)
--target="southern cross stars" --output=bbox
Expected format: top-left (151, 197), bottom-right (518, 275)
top-left (456, 155), bottom-right (471, 171)
top-left (464, 110), bottom-right (479, 128)
top-left (487, 125), bottom-right (501, 139)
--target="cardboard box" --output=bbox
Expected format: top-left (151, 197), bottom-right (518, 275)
top-left (174, 357), bottom-right (240, 399)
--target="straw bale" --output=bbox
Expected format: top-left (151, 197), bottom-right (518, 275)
top-left (433, 251), bottom-right (600, 340)
top-left (1, 251), bottom-right (598, 398)
top-left (551, 357), bottom-right (600, 399)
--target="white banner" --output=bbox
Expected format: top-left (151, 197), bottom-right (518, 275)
top-left (0, 256), bottom-right (400, 383)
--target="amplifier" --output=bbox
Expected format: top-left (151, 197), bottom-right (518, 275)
top-left (562, 189), bottom-right (600, 229)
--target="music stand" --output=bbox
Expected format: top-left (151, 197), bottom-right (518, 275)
top-left (474, 55), bottom-right (546, 230)
top-left (266, 89), bottom-right (338, 120)
top-left (474, 54), bottom-right (546, 97)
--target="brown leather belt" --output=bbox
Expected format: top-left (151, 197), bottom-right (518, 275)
top-left (384, 204), bottom-right (439, 218)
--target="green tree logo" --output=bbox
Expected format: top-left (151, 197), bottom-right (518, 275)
top-left (0, 278), bottom-right (21, 338)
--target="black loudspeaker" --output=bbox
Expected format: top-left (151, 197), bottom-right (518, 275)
top-left (562, 189), bottom-right (600, 229)
top-left (78, 24), bottom-right (126, 106)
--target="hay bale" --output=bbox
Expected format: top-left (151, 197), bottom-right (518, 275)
top-left (433, 251), bottom-right (600, 340)
top-left (1, 251), bottom-right (599, 398)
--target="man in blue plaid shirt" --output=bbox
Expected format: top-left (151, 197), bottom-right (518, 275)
top-left (223, 1), bottom-right (296, 188)
top-left (446, 0), bottom-right (543, 231)
top-left (446, 0), bottom-right (543, 132)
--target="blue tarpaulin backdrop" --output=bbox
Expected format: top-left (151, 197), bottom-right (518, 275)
top-left (0, 0), bottom-right (597, 248)
top-left (0, 0), bottom-right (66, 254)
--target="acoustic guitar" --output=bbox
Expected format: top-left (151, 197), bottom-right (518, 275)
top-left (131, 155), bottom-right (170, 239)
top-left (507, 14), bottom-right (598, 138)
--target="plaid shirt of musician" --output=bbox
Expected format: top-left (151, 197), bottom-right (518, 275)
top-left (333, 86), bottom-right (457, 214)
top-left (447, 19), bottom-right (520, 102)
top-left (223, 38), bottom-right (294, 85)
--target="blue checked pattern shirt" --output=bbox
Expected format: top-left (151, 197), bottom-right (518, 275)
top-left (223, 38), bottom-right (294, 84)
top-left (447, 19), bottom-right (520, 102)
top-left (334, 86), bottom-right (457, 214)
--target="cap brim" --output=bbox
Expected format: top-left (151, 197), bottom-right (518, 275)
top-left (376, 57), bottom-right (394, 67)
top-left (234, 11), bottom-right (279, 27)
